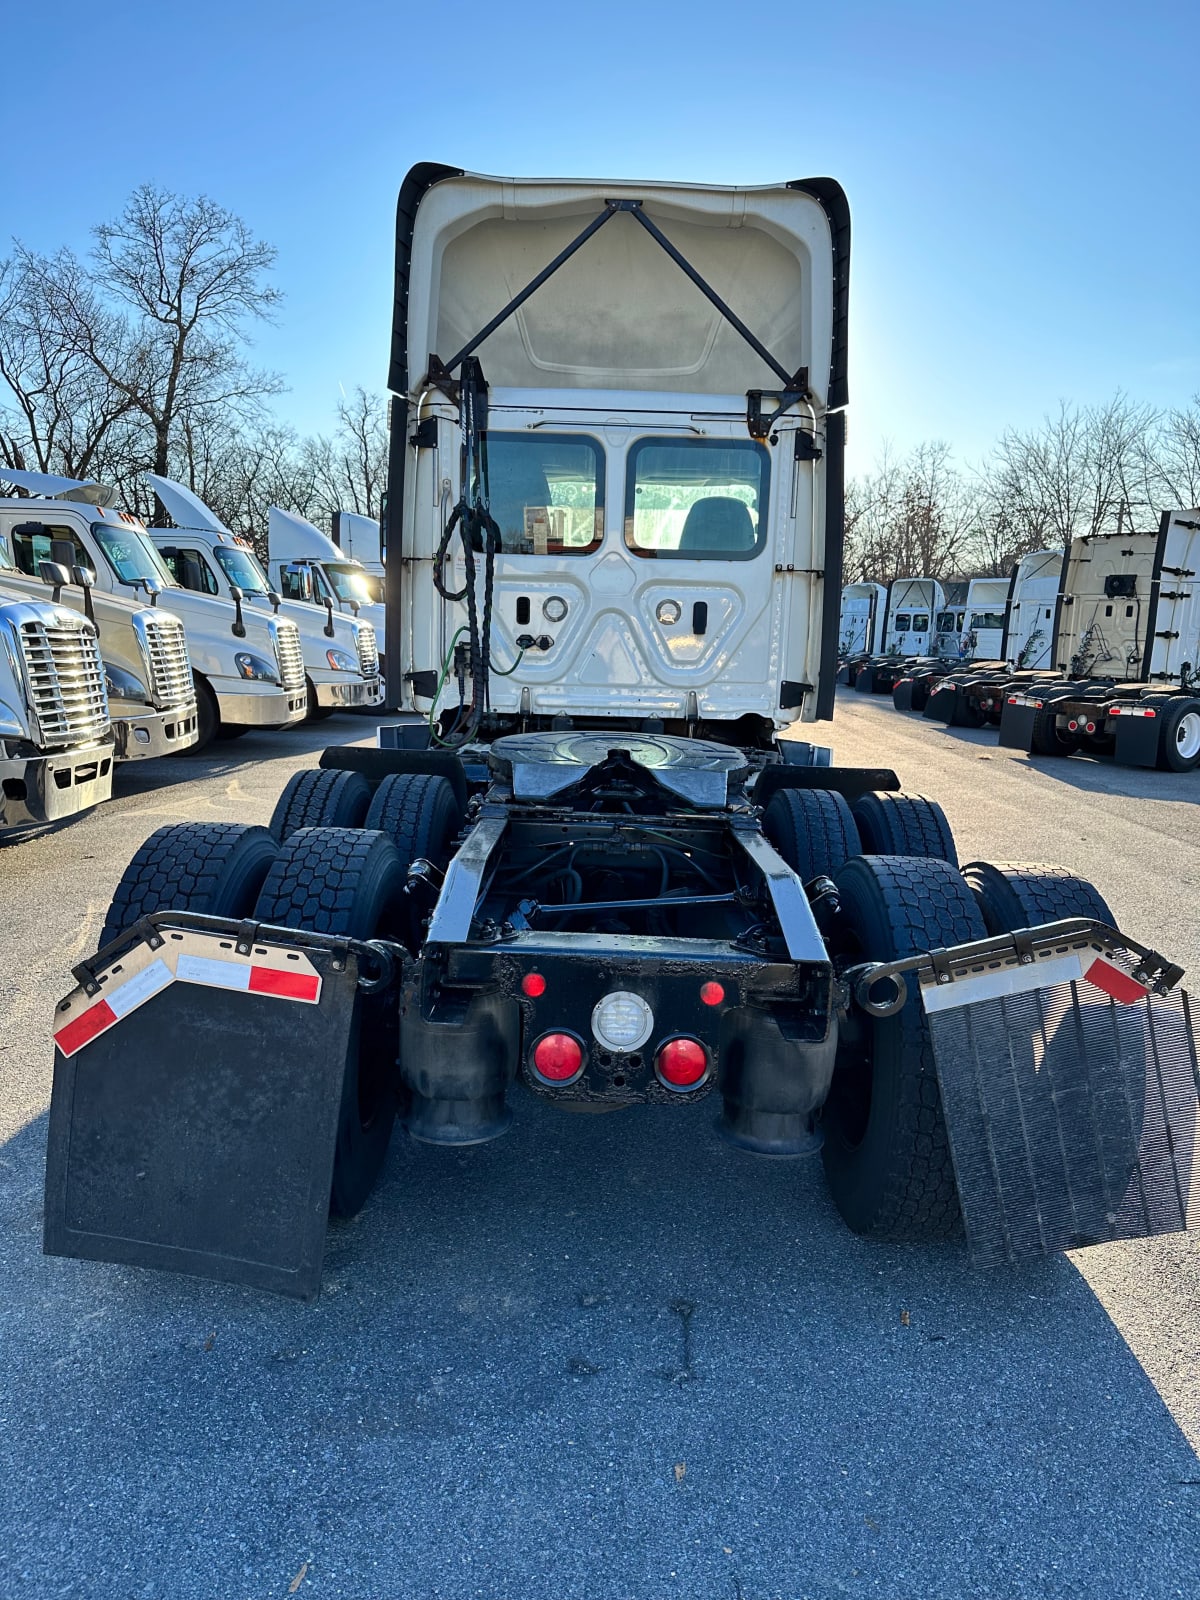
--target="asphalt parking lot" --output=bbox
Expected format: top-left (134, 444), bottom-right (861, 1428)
top-left (1, 702), bottom-right (1198, 1600)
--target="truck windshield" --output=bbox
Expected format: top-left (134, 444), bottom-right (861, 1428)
top-left (90, 523), bottom-right (175, 588)
top-left (624, 438), bottom-right (769, 560)
top-left (212, 544), bottom-right (270, 594)
top-left (324, 562), bottom-right (382, 604)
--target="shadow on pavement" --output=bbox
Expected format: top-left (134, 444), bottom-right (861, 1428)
top-left (107, 714), bottom-right (380, 799)
top-left (2, 1091), bottom-right (1198, 1599)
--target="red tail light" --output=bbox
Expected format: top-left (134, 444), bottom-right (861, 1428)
top-left (699, 981), bottom-right (725, 1007)
top-left (532, 1033), bottom-right (582, 1083)
top-left (656, 1037), bottom-right (709, 1089)
top-left (521, 972), bottom-right (547, 998)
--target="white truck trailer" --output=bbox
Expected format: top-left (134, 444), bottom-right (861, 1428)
top-left (144, 476), bottom-right (383, 721)
top-left (0, 474), bottom-right (308, 749)
top-left (0, 586), bottom-right (114, 831)
top-left (43, 168), bottom-right (1199, 1300)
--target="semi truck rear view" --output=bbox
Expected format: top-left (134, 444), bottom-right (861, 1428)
top-left (43, 168), bottom-right (1200, 1300)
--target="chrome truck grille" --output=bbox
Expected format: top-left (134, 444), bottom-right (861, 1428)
top-left (273, 619), bottom-right (305, 690)
top-left (136, 613), bottom-right (193, 708)
top-left (356, 622), bottom-right (379, 679)
top-left (19, 615), bottom-right (109, 749)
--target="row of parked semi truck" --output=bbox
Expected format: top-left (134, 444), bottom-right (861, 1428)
top-left (838, 510), bottom-right (1200, 772)
top-left (0, 469), bottom-right (390, 836)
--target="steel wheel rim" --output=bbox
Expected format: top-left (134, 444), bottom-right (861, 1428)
top-left (1175, 710), bottom-right (1200, 760)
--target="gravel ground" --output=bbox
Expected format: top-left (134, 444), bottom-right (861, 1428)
top-left (0, 703), bottom-right (1197, 1600)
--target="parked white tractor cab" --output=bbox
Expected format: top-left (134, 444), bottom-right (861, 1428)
top-left (1004, 549), bottom-right (1062, 671)
top-left (0, 471), bottom-right (308, 750)
top-left (0, 585), bottom-right (114, 831)
top-left (267, 509), bottom-right (386, 651)
top-left (145, 476), bottom-right (383, 722)
top-left (0, 526), bottom-right (197, 759)
top-left (851, 576), bottom-right (946, 694)
top-left (332, 511), bottom-right (385, 579)
top-left (837, 581), bottom-right (886, 672)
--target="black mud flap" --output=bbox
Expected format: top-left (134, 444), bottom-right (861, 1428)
top-left (44, 923), bottom-right (364, 1300)
top-left (892, 678), bottom-right (916, 711)
top-left (923, 682), bottom-right (957, 723)
top-left (1113, 712), bottom-right (1161, 768)
top-left (998, 696), bottom-right (1038, 750)
top-left (921, 945), bottom-right (1198, 1263)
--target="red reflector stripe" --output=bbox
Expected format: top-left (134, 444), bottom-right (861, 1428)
top-left (1083, 958), bottom-right (1148, 1005)
top-left (248, 966), bottom-right (320, 1001)
top-left (54, 999), bottom-right (116, 1056)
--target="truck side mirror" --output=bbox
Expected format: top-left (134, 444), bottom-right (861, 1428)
top-left (38, 559), bottom-right (73, 601)
top-left (323, 595), bottom-right (335, 638)
top-left (72, 564), bottom-right (97, 626)
top-left (229, 584), bottom-right (247, 638)
top-left (268, 590), bottom-right (282, 614)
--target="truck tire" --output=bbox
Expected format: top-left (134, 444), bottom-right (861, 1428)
top-left (850, 791), bottom-right (958, 866)
top-left (823, 854), bottom-right (987, 1240)
top-left (763, 788), bottom-right (861, 882)
top-left (98, 822), bottom-right (278, 952)
top-left (255, 826), bottom-right (405, 1216)
top-left (184, 676), bottom-right (220, 755)
top-left (1030, 703), bottom-right (1079, 757)
top-left (365, 773), bottom-right (463, 949)
top-left (269, 768), bottom-right (372, 842)
top-left (305, 677), bottom-right (335, 722)
top-left (1157, 698), bottom-right (1200, 772)
top-left (961, 861), bottom-right (1114, 934)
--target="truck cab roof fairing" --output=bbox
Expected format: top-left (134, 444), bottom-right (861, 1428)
top-left (389, 169), bottom-right (849, 407)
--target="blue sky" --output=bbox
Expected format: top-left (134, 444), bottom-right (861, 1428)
top-left (7, 0), bottom-right (1198, 474)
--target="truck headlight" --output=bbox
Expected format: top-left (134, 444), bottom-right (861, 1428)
top-left (234, 652), bottom-right (279, 683)
top-left (103, 660), bottom-right (151, 704)
top-left (325, 648), bottom-right (358, 672)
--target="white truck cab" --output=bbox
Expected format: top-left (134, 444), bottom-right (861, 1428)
top-left (267, 509), bottom-right (386, 651)
top-left (386, 171), bottom-right (845, 737)
top-left (960, 577), bottom-right (1012, 662)
top-left (839, 582), bottom-right (887, 657)
top-left (0, 473), bottom-right (308, 749)
top-left (145, 476), bottom-right (383, 721)
top-left (0, 586), bottom-right (114, 830)
top-left (332, 511), bottom-right (385, 579)
top-left (1004, 550), bottom-right (1061, 670)
top-left (882, 578), bottom-right (944, 658)
top-left (0, 529), bottom-right (197, 760)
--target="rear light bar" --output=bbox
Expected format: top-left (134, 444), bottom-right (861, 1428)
top-left (1110, 706), bottom-right (1157, 718)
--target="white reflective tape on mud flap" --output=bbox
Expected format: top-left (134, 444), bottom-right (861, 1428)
top-left (920, 953), bottom-right (1087, 1013)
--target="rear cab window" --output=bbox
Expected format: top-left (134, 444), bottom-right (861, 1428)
top-left (481, 433), bottom-right (603, 555)
top-left (624, 438), bottom-right (770, 560)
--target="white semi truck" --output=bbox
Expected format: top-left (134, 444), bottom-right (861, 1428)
top-left (144, 476), bottom-right (383, 722)
top-left (838, 581), bottom-right (887, 659)
top-left (44, 168), bottom-right (1198, 1301)
top-left (0, 474), bottom-right (308, 749)
top-left (0, 586), bottom-right (114, 832)
top-left (0, 530), bottom-right (197, 760)
top-left (267, 508), bottom-right (386, 650)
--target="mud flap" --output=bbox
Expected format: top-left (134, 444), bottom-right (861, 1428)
top-left (892, 678), bottom-right (915, 711)
top-left (998, 697), bottom-right (1038, 750)
top-left (44, 925), bottom-right (363, 1300)
top-left (923, 957), bottom-right (1199, 1263)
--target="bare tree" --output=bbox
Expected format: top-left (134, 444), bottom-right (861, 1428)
top-left (0, 247), bottom-right (139, 479)
top-left (298, 388), bottom-right (389, 523)
top-left (73, 185), bottom-right (283, 493)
